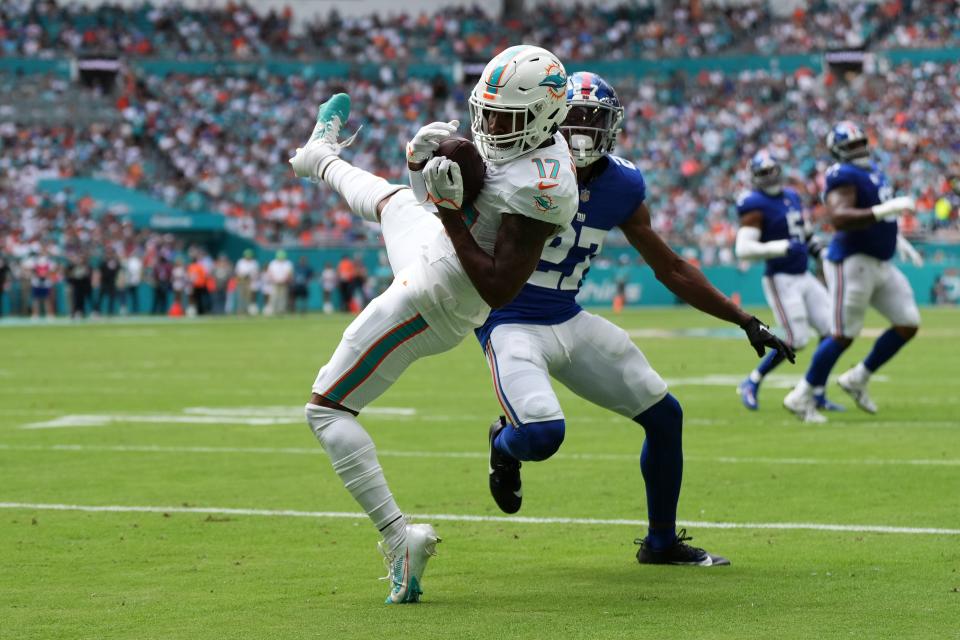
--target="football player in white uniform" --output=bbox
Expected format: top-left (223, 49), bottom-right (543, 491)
top-left (289, 45), bottom-right (578, 603)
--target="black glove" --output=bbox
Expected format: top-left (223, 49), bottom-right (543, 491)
top-left (740, 316), bottom-right (796, 363)
top-left (805, 234), bottom-right (826, 260)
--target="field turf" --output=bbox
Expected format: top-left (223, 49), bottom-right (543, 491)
top-left (1, 307), bottom-right (958, 639)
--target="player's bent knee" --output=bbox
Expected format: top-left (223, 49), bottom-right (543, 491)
top-left (635, 393), bottom-right (683, 434)
top-left (509, 419), bottom-right (565, 461)
top-left (304, 403), bottom-right (371, 458)
top-left (894, 325), bottom-right (918, 340)
top-left (832, 335), bottom-right (854, 347)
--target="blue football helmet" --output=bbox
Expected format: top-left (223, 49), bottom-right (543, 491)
top-left (749, 149), bottom-right (783, 195)
top-left (561, 71), bottom-right (624, 167)
top-left (827, 121), bottom-right (870, 165)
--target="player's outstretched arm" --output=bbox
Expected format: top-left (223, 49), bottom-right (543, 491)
top-left (827, 185), bottom-right (915, 231)
top-left (735, 211), bottom-right (803, 261)
top-left (620, 203), bottom-right (795, 362)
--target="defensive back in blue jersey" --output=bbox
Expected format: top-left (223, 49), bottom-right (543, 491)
top-left (823, 162), bottom-right (898, 262)
top-left (736, 187), bottom-right (809, 276)
top-left (475, 155), bottom-right (645, 346)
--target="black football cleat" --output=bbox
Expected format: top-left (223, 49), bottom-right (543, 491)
top-left (635, 529), bottom-right (730, 566)
top-left (488, 416), bottom-right (523, 514)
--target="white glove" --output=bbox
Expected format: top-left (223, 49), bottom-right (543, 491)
top-left (871, 196), bottom-right (916, 220)
top-left (406, 120), bottom-right (459, 165)
top-left (897, 233), bottom-right (924, 267)
top-left (422, 156), bottom-right (464, 210)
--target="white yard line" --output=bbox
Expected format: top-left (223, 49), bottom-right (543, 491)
top-left (0, 501), bottom-right (955, 535)
top-left (1, 443), bottom-right (957, 466)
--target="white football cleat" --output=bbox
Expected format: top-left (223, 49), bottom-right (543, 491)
top-left (379, 523), bottom-right (440, 604)
top-left (837, 369), bottom-right (878, 414)
top-left (783, 386), bottom-right (828, 424)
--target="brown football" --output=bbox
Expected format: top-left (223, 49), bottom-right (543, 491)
top-left (434, 137), bottom-right (486, 207)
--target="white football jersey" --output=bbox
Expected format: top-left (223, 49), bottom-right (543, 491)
top-left (470, 132), bottom-right (579, 255)
top-left (398, 133), bottom-right (578, 334)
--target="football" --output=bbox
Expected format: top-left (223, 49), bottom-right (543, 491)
top-left (434, 137), bottom-right (486, 206)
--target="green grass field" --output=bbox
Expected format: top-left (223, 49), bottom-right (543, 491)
top-left (2, 307), bottom-right (958, 639)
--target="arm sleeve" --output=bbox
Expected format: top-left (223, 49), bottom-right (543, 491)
top-left (735, 226), bottom-right (790, 261)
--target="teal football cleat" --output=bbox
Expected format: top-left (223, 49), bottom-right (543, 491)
top-left (379, 524), bottom-right (440, 604)
top-left (310, 93), bottom-right (352, 143)
top-left (290, 93), bottom-right (358, 181)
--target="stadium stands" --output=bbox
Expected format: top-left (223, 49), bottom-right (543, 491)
top-left (2, 0), bottom-right (960, 317)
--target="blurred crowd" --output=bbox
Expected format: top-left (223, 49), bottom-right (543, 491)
top-left (0, 235), bottom-right (382, 319)
top-left (1, 0), bottom-right (957, 62)
top-left (2, 0), bottom-right (960, 310)
top-left (3, 58), bottom-right (960, 267)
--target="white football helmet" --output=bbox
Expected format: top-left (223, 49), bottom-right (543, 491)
top-left (469, 45), bottom-right (569, 163)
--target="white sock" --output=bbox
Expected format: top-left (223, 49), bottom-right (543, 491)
top-left (794, 378), bottom-right (813, 396)
top-left (320, 158), bottom-right (406, 223)
top-left (305, 403), bottom-right (407, 551)
top-left (749, 370), bottom-right (763, 384)
top-left (852, 362), bottom-right (871, 382)
top-left (812, 385), bottom-right (825, 397)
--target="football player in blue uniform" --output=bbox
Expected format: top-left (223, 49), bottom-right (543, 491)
top-left (476, 72), bottom-right (794, 566)
top-left (734, 151), bottom-right (843, 412)
top-left (783, 122), bottom-right (920, 423)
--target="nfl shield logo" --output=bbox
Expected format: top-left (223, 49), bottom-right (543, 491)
top-left (580, 189), bottom-right (590, 202)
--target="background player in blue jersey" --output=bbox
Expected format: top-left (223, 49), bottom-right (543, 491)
top-left (783, 121), bottom-right (920, 423)
top-left (476, 71), bottom-right (793, 566)
top-left (734, 151), bottom-right (843, 412)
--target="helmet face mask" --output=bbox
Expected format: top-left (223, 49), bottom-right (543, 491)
top-left (469, 45), bottom-right (569, 164)
top-left (750, 150), bottom-right (783, 195)
top-left (561, 71), bottom-right (624, 168)
top-left (828, 121), bottom-right (871, 167)
top-left (561, 103), bottom-right (623, 167)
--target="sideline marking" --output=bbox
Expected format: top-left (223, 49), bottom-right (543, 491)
top-left (19, 406), bottom-right (416, 429)
top-left (1, 443), bottom-right (957, 467)
top-left (0, 502), bottom-right (956, 536)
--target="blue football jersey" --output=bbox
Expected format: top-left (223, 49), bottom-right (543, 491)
top-left (735, 187), bottom-right (808, 276)
top-left (475, 155), bottom-right (644, 346)
top-left (824, 162), bottom-right (898, 262)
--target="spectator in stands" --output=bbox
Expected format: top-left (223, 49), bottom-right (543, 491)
top-left (234, 249), bottom-right (259, 315)
top-left (171, 256), bottom-right (187, 313)
top-left (336, 254), bottom-right (355, 312)
top-left (0, 253), bottom-right (9, 317)
top-left (97, 249), bottom-right (121, 316)
top-left (67, 252), bottom-right (93, 319)
top-left (211, 253), bottom-right (233, 315)
top-left (151, 255), bottom-right (173, 315)
top-left (291, 255), bottom-right (314, 314)
top-left (28, 248), bottom-right (57, 319)
top-left (321, 262), bottom-right (337, 314)
top-left (124, 250), bottom-right (143, 315)
top-left (266, 250), bottom-right (294, 316)
top-left (187, 252), bottom-right (210, 315)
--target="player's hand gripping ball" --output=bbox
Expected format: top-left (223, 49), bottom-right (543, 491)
top-left (423, 137), bottom-right (486, 212)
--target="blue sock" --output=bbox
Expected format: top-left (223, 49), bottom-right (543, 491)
top-left (634, 394), bottom-right (683, 551)
top-left (862, 328), bottom-right (909, 373)
top-left (494, 419), bottom-right (565, 462)
top-left (755, 348), bottom-right (787, 379)
top-left (805, 336), bottom-right (850, 387)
